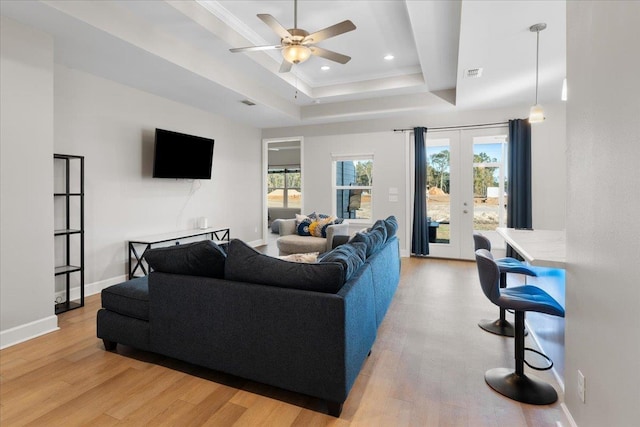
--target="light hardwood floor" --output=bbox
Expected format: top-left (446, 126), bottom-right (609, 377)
top-left (0, 257), bottom-right (568, 426)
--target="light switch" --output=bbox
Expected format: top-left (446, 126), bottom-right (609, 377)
top-left (389, 195), bottom-right (398, 202)
top-left (389, 187), bottom-right (398, 194)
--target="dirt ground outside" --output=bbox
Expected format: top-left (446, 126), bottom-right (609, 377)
top-left (428, 194), bottom-right (505, 242)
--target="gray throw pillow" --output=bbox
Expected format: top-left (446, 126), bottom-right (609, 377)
top-left (224, 239), bottom-right (345, 293)
top-left (145, 240), bottom-right (226, 278)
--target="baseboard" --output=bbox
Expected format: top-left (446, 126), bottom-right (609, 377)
top-left (561, 403), bottom-right (578, 427)
top-left (0, 315), bottom-right (59, 350)
top-left (55, 274), bottom-right (128, 302)
top-left (400, 249), bottom-right (410, 257)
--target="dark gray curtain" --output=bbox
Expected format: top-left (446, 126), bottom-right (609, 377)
top-left (412, 127), bottom-right (429, 255)
top-left (506, 119), bottom-right (532, 258)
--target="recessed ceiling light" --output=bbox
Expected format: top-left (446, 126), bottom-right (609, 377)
top-left (384, 54), bottom-right (394, 61)
top-left (321, 65), bottom-right (330, 71)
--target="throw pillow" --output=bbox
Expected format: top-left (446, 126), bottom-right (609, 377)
top-left (312, 216), bottom-right (336, 237)
top-left (295, 213), bottom-right (310, 224)
top-left (278, 252), bottom-right (319, 263)
top-left (297, 217), bottom-right (313, 236)
top-left (224, 239), bottom-right (345, 293)
top-left (318, 242), bottom-right (367, 281)
top-left (145, 240), bottom-right (226, 278)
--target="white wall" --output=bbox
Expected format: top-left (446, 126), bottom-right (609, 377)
top-left (565, 2), bottom-right (640, 425)
top-left (54, 65), bottom-right (263, 287)
top-left (531, 103), bottom-right (567, 230)
top-left (263, 103), bottom-right (567, 255)
top-left (0, 16), bottom-right (263, 347)
top-left (301, 130), bottom-right (407, 237)
top-left (0, 17), bottom-right (58, 347)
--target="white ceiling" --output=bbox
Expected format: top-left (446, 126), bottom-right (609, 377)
top-left (0, 0), bottom-right (566, 129)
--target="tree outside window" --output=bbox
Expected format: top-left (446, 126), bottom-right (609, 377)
top-left (267, 168), bottom-right (301, 208)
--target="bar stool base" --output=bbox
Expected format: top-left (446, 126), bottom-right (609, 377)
top-left (478, 318), bottom-right (515, 337)
top-left (485, 368), bottom-right (558, 405)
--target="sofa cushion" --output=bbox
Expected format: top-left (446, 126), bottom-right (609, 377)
top-left (383, 216), bottom-right (398, 238)
top-left (318, 242), bottom-right (367, 281)
top-left (144, 240), bottom-right (226, 278)
top-left (351, 225), bottom-right (387, 257)
top-left (278, 234), bottom-right (329, 255)
top-left (101, 276), bottom-right (149, 320)
top-left (225, 239), bottom-right (346, 293)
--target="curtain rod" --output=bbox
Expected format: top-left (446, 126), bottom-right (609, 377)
top-left (393, 121), bottom-right (509, 132)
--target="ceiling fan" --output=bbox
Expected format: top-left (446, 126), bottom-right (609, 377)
top-left (229, 0), bottom-right (356, 73)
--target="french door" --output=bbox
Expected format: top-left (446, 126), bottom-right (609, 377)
top-left (424, 127), bottom-right (508, 260)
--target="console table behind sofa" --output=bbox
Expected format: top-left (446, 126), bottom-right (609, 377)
top-left (128, 227), bottom-right (230, 279)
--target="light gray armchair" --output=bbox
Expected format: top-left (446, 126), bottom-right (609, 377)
top-left (276, 219), bottom-right (350, 255)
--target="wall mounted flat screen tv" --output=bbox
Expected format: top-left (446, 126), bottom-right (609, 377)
top-left (153, 128), bottom-right (214, 179)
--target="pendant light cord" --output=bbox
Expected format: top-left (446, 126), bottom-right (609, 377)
top-left (535, 29), bottom-right (540, 105)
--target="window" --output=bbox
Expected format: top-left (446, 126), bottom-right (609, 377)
top-left (267, 167), bottom-right (301, 208)
top-left (333, 155), bottom-right (373, 220)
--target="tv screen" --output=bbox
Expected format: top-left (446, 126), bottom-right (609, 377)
top-left (152, 128), bottom-right (214, 179)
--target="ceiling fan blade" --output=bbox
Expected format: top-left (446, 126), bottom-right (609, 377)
top-left (279, 60), bottom-right (293, 73)
top-left (310, 46), bottom-right (351, 64)
top-left (303, 20), bottom-right (356, 44)
top-left (230, 44), bottom-right (283, 53)
top-left (258, 14), bottom-right (292, 40)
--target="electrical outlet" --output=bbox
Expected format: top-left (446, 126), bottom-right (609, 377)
top-left (577, 370), bottom-right (585, 403)
top-left (254, 226), bottom-right (258, 233)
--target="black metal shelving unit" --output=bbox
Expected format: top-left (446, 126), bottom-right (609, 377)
top-left (54, 154), bottom-right (85, 314)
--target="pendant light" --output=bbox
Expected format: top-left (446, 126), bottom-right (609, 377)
top-left (529, 23), bottom-right (547, 124)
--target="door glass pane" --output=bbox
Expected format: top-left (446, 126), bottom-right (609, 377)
top-left (426, 139), bottom-right (450, 243)
top-left (473, 136), bottom-right (507, 232)
top-left (286, 171), bottom-right (301, 208)
top-left (267, 171), bottom-right (285, 208)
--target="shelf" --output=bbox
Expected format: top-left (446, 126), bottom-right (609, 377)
top-left (54, 153), bottom-right (84, 314)
top-left (55, 265), bottom-right (82, 275)
top-left (55, 229), bottom-right (83, 236)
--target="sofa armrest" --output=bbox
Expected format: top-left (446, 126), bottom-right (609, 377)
top-left (326, 222), bottom-right (350, 252)
top-left (278, 218), bottom-right (297, 236)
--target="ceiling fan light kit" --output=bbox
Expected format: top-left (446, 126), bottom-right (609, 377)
top-left (282, 45), bottom-right (311, 64)
top-left (230, 0), bottom-right (356, 73)
top-left (528, 22), bottom-right (547, 124)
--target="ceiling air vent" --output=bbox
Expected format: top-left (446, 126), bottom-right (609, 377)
top-left (465, 68), bottom-right (483, 78)
top-left (240, 99), bottom-right (256, 106)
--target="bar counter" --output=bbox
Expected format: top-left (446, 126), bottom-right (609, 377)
top-left (495, 227), bottom-right (567, 387)
top-left (496, 227), bottom-right (566, 268)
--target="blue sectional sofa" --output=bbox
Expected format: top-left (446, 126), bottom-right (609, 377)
top-left (97, 216), bottom-right (400, 417)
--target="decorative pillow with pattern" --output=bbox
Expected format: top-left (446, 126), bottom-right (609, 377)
top-left (297, 217), bottom-right (313, 236)
top-left (316, 216), bottom-right (337, 237)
